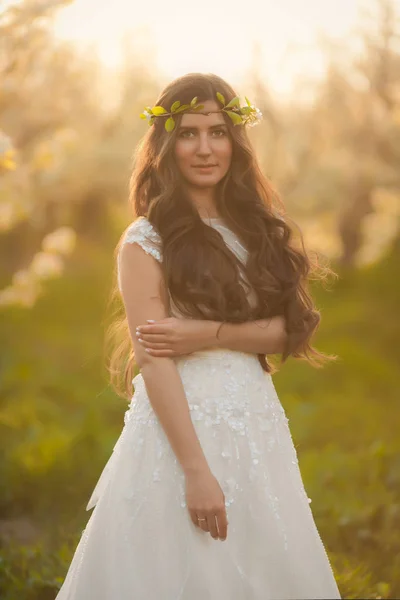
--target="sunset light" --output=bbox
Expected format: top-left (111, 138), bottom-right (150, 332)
top-left (52, 0), bottom-right (365, 98)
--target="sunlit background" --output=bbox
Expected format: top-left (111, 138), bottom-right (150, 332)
top-left (0, 0), bottom-right (399, 598)
top-left (52, 0), bottom-right (364, 98)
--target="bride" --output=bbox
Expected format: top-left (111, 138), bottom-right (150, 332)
top-left (56, 72), bottom-right (341, 599)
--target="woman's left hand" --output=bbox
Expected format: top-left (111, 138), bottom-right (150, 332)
top-left (135, 317), bottom-right (218, 357)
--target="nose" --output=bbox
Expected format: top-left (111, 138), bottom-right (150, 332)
top-left (196, 132), bottom-right (212, 158)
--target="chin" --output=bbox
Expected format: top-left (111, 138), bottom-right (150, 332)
top-left (189, 176), bottom-right (222, 188)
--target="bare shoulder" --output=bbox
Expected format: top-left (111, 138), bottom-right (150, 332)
top-left (118, 219), bottom-right (169, 318)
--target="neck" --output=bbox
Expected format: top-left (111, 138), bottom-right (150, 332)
top-left (182, 183), bottom-right (220, 218)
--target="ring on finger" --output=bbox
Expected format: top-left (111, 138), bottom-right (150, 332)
top-left (196, 515), bottom-right (208, 529)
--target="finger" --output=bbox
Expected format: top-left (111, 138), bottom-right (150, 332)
top-left (137, 339), bottom-right (170, 349)
top-left (207, 514), bottom-right (220, 540)
top-left (136, 324), bottom-right (169, 335)
top-left (215, 509), bottom-right (228, 540)
top-left (147, 317), bottom-right (174, 324)
top-left (197, 515), bottom-right (209, 532)
top-left (189, 509), bottom-right (200, 528)
top-left (144, 349), bottom-right (177, 357)
top-left (138, 333), bottom-right (168, 343)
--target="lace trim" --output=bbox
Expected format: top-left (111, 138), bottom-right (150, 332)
top-left (117, 217), bottom-right (163, 290)
top-left (122, 217), bottom-right (162, 262)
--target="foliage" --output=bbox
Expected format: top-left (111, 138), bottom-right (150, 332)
top-left (0, 540), bottom-right (70, 600)
top-left (0, 0), bottom-right (160, 307)
top-left (140, 95), bottom-right (204, 131)
top-left (140, 93), bottom-right (263, 131)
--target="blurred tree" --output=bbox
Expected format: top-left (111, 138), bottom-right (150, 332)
top-left (0, 0), bottom-right (85, 306)
top-left (245, 0), bottom-right (399, 267)
top-left (336, 0), bottom-right (400, 266)
top-left (0, 2), bottom-right (160, 307)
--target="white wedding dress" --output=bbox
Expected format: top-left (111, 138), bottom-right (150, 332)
top-left (55, 216), bottom-right (341, 600)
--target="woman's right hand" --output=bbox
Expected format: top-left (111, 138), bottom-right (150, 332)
top-left (185, 467), bottom-right (228, 541)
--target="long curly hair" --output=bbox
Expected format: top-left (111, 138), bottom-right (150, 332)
top-left (106, 72), bottom-right (337, 399)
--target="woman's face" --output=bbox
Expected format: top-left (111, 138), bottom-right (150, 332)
top-left (174, 99), bottom-right (233, 189)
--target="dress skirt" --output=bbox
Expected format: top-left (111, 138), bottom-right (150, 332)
top-left (55, 348), bottom-right (341, 600)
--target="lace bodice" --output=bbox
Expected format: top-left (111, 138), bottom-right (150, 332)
top-left (117, 216), bottom-right (257, 313)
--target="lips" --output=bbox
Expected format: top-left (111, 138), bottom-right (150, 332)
top-left (193, 165), bottom-right (217, 169)
top-left (193, 164), bottom-right (217, 168)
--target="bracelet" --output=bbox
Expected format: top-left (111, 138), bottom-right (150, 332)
top-left (215, 321), bottom-right (226, 340)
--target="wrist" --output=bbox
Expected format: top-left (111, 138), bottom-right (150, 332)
top-left (200, 320), bottom-right (222, 349)
top-left (182, 461), bottom-right (211, 477)
top-left (214, 321), bottom-right (225, 348)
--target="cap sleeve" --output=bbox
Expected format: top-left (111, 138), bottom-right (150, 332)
top-left (117, 217), bottom-right (163, 291)
top-left (122, 217), bottom-right (162, 261)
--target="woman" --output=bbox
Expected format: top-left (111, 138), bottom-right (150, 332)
top-left (56, 73), bottom-right (341, 599)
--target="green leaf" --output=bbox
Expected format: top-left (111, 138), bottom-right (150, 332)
top-left (174, 103), bottom-right (190, 113)
top-left (171, 101), bottom-right (181, 112)
top-left (190, 96), bottom-right (198, 107)
top-left (152, 106), bottom-right (167, 115)
top-left (193, 104), bottom-right (204, 111)
top-left (226, 96), bottom-right (240, 108)
top-left (165, 117), bottom-right (176, 132)
top-left (240, 106), bottom-right (252, 115)
top-left (245, 96), bottom-right (251, 107)
top-left (226, 110), bottom-right (243, 125)
top-left (216, 92), bottom-right (225, 106)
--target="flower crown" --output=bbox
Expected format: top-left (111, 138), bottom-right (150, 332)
top-left (140, 92), bottom-right (262, 132)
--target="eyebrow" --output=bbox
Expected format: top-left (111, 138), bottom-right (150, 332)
top-left (178, 123), bottom-right (227, 131)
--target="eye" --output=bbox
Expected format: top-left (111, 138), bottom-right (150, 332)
top-left (212, 129), bottom-right (226, 137)
top-left (179, 130), bottom-right (195, 138)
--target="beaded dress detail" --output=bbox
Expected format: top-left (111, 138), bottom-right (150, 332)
top-left (56, 216), bottom-right (341, 600)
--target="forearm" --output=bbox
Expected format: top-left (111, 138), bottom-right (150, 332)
top-left (204, 316), bottom-right (288, 355)
top-left (139, 358), bottom-right (211, 475)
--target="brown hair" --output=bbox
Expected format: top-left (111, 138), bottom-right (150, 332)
top-left (106, 73), bottom-right (337, 399)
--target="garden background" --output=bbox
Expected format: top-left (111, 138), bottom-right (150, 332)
top-left (0, 0), bottom-right (399, 598)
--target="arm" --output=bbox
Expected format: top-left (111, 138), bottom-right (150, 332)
top-left (136, 315), bottom-right (288, 357)
top-left (119, 241), bottom-right (209, 474)
top-left (210, 316), bottom-right (288, 355)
